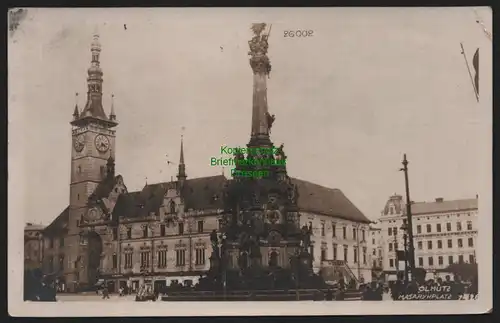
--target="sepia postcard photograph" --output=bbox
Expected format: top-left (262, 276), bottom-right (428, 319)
top-left (8, 7), bottom-right (492, 316)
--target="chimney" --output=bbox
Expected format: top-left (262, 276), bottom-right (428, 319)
top-left (476, 194), bottom-right (479, 199)
top-left (435, 197), bottom-right (444, 203)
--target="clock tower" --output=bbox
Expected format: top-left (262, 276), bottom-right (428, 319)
top-left (67, 33), bottom-right (118, 290)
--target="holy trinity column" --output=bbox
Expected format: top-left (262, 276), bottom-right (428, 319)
top-left (248, 23), bottom-right (274, 149)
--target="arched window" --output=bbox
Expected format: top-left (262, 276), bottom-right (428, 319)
top-left (169, 201), bottom-right (176, 214)
top-left (269, 251), bottom-right (278, 267)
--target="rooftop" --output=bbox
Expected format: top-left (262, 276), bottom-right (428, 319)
top-left (411, 197), bottom-right (478, 215)
top-left (24, 223), bottom-right (46, 231)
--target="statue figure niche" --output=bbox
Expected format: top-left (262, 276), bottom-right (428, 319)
top-left (269, 251), bottom-right (279, 267)
top-left (210, 229), bottom-right (219, 258)
top-left (300, 224), bottom-right (313, 251)
top-left (287, 183), bottom-right (299, 205)
top-left (274, 144), bottom-right (286, 161)
top-left (266, 112), bottom-right (275, 133)
top-left (164, 200), bottom-right (179, 227)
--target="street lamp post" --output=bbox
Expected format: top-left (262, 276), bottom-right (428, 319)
top-left (219, 233), bottom-right (227, 300)
top-left (400, 154), bottom-right (416, 280)
top-left (401, 223), bottom-right (409, 285)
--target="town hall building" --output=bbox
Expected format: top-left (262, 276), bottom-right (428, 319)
top-left (33, 32), bottom-right (373, 293)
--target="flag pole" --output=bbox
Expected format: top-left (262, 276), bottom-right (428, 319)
top-left (460, 43), bottom-right (479, 102)
top-left (473, 8), bottom-right (492, 42)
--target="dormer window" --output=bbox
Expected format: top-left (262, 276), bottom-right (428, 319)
top-left (390, 206), bottom-right (394, 215)
top-left (170, 201), bottom-right (176, 214)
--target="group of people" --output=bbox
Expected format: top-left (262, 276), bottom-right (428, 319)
top-left (24, 269), bottom-right (57, 301)
top-left (390, 274), bottom-right (478, 300)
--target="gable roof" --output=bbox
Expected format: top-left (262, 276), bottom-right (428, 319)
top-left (114, 175), bottom-right (227, 219)
top-left (89, 175), bottom-right (125, 203)
top-left (44, 206), bottom-right (69, 234)
top-left (411, 198), bottom-right (478, 215)
top-left (291, 177), bottom-right (371, 224)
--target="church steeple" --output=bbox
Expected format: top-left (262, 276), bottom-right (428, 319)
top-left (177, 135), bottom-right (187, 185)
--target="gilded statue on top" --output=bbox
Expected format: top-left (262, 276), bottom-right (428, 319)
top-left (248, 23), bottom-right (272, 76)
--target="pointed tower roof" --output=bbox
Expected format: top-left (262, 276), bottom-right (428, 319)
top-left (180, 135), bottom-right (185, 164)
top-left (109, 94), bottom-right (116, 121)
top-left (71, 33), bottom-right (117, 128)
top-left (73, 104), bottom-right (80, 119)
top-left (72, 92), bottom-right (80, 119)
top-left (177, 135), bottom-right (187, 181)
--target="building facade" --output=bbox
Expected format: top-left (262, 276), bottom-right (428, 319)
top-left (24, 223), bottom-right (45, 270)
top-left (378, 194), bottom-right (478, 279)
top-left (368, 226), bottom-right (383, 269)
top-left (34, 32), bottom-right (372, 293)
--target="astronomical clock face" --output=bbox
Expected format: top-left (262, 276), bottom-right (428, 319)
top-left (95, 134), bottom-right (110, 153)
top-left (266, 210), bottom-right (281, 224)
top-left (73, 135), bottom-right (85, 152)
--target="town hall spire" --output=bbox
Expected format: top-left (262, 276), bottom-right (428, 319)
top-left (79, 33), bottom-right (108, 120)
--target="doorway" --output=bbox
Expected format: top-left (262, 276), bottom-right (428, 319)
top-left (87, 231), bottom-right (103, 286)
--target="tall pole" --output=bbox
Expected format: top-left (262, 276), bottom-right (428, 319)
top-left (403, 233), bottom-right (408, 285)
top-left (117, 225), bottom-right (122, 292)
top-left (401, 154), bottom-right (416, 279)
top-left (356, 224), bottom-right (361, 283)
top-left (460, 43), bottom-right (479, 102)
top-left (188, 218), bottom-right (193, 272)
top-left (394, 233), bottom-right (399, 275)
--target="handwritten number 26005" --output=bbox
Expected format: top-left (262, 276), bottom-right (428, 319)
top-left (284, 30), bottom-right (314, 38)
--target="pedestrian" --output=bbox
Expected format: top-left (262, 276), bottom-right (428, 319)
top-left (452, 275), bottom-right (465, 300)
top-left (443, 275), bottom-right (452, 286)
top-left (102, 285), bottom-right (110, 299)
top-left (391, 275), bottom-right (405, 301)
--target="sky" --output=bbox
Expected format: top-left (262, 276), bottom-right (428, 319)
top-left (8, 7), bottom-right (492, 225)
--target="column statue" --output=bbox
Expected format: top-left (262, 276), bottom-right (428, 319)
top-left (248, 23), bottom-right (272, 76)
top-left (266, 112), bottom-right (275, 132)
